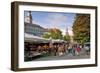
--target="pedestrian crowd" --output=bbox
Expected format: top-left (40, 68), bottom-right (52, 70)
top-left (25, 43), bottom-right (89, 57)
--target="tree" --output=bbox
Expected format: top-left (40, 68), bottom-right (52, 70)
top-left (42, 28), bottom-right (63, 39)
top-left (42, 32), bottom-right (51, 39)
top-left (72, 14), bottom-right (90, 44)
top-left (63, 35), bottom-right (70, 41)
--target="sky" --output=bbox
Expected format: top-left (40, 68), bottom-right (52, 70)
top-left (24, 11), bottom-right (76, 36)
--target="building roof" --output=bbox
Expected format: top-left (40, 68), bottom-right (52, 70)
top-left (24, 22), bottom-right (45, 30)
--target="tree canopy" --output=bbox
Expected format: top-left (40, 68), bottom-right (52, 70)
top-left (42, 28), bottom-right (63, 40)
top-left (72, 14), bottom-right (90, 44)
top-left (63, 35), bottom-right (70, 42)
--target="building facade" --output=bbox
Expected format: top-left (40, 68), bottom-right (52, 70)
top-left (24, 11), bottom-right (47, 37)
top-left (24, 22), bottom-right (47, 37)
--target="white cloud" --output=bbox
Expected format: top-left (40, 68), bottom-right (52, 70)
top-left (68, 29), bottom-right (73, 36)
top-left (61, 28), bottom-right (73, 36)
top-left (46, 13), bottom-right (67, 28)
top-left (61, 29), bottom-right (66, 35)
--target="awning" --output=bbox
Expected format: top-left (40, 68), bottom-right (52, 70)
top-left (25, 33), bottom-right (67, 43)
top-left (24, 33), bottom-right (49, 43)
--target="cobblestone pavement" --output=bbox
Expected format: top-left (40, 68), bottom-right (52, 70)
top-left (29, 48), bottom-right (90, 61)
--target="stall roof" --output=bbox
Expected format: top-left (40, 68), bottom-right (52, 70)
top-left (25, 33), bottom-right (67, 43)
top-left (24, 33), bottom-right (49, 43)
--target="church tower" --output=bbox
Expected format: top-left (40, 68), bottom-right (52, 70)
top-left (66, 27), bottom-right (69, 36)
top-left (25, 11), bottom-right (32, 24)
top-left (29, 11), bottom-right (32, 24)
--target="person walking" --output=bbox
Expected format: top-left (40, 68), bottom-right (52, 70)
top-left (76, 46), bottom-right (81, 56)
top-left (68, 45), bottom-right (72, 54)
top-left (72, 45), bottom-right (76, 56)
top-left (84, 46), bottom-right (90, 55)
